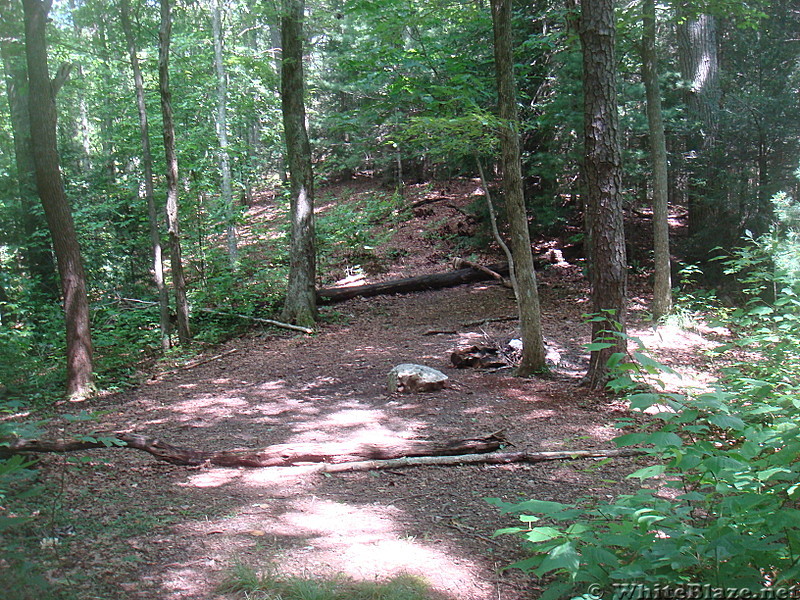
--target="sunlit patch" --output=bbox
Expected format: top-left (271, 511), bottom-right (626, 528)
top-left (261, 499), bottom-right (493, 598)
top-left (170, 395), bottom-right (250, 417)
top-left (257, 380), bottom-right (287, 390)
top-left (633, 322), bottom-right (724, 351)
top-left (182, 468), bottom-right (242, 488)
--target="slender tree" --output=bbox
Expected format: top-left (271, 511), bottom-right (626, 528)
top-left (22, 0), bottom-right (93, 399)
top-left (120, 0), bottom-right (171, 351)
top-left (641, 0), bottom-right (671, 318)
top-left (580, 0), bottom-right (627, 389)
top-left (280, 0), bottom-right (317, 327)
top-left (489, 0), bottom-right (547, 376)
top-left (211, 0), bottom-right (238, 268)
top-left (158, 0), bottom-right (191, 343)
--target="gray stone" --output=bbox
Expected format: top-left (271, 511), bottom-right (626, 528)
top-left (388, 363), bottom-right (449, 393)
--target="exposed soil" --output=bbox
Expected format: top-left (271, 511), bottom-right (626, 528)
top-left (18, 179), bottom-right (721, 600)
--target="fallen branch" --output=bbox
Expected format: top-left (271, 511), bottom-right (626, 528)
top-left (195, 307), bottom-right (314, 335)
top-left (317, 262), bottom-right (509, 304)
top-left (159, 348), bottom-right (238, 376)
top-left (461, 316), bottom-right (518, 327)
top-left (452, 258), bottom-right (512, 288)
top-left (410, 196), bottom-right (451, 209)
top-left (119, 298), bottom-right (314, 334)
top-left (0, 432), bottom-right (506, 468)
top-left (305, 447), bottom-right (649, 474)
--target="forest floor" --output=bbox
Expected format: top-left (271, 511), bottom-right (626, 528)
top-left (18, 179), bottom-right (728, 600)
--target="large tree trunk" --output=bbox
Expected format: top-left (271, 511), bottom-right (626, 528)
top-left (120, 0), bottom-right (171, 351)
top-left (22, 0), bottom-right (93, 399)
top-left (0, 21), bottom-right (58, 299)
top-left (580, 0), bottom-right (627, 389)
top-left (489, 0), bottom-right (547, 376)
top-left (158, 0), bottom-right (191, 344)
top-left (677, 12), bottom-right (723, 261)
top-left (641, 0), bottom-right (672, 319)
top-left (211, 0), bottom-right (238, 268)
top-left (280, 0), bottom-right (317, 327)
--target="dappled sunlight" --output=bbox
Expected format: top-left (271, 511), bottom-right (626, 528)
top-left (631, 322), bottom-right (725, 352)
top-left (257, 498), bottom-right (494, 598)
top-left (182, 467), bottom-right (243, 488)
top-left (629, 321), bottom-right (729, 391)
top-left (286, 405), bottom-right (426, 452)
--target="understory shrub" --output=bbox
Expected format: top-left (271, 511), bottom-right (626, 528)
top-left (488, 229), bottom-right (800, 598)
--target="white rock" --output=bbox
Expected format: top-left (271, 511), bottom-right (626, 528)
top-left (388, 363), bottom-right (449, 393)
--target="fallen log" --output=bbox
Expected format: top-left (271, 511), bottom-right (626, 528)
top-left (306, 447), bottom-right (649, 474)
top-left (316, 262), bottom-right (510, 304)
top-left (0, 431), bottom-right (506, 468)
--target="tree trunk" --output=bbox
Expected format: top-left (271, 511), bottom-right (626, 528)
top-left (677, 12), bottom-right (722, 260)
top-left (580, 0), bottom-right (627, 389)
top-left (280, 0), bottom-right (317, 327)
top-left (641, 0), bottom-right (672, 319)
top-left (22, 0), bottom-right (93, 399)
top-left (158, 0), bottom-right (191, 344)
top-left (120, 0), bottom-right (171, 351)
top-left (66, 0), bottom-right (92, 174)
top-left (0, 21), bottom-right (58, 299)
top-left (490, 0), bottom-right (547, 376)
top-left (211, 0), bottom-right (238, 268)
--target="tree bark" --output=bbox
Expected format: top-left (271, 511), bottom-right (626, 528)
top-left (280, 0), bottom-right (317, 327)
top-left (580, 0), bottom-right (627, 389)
top-left (641, 0), bottom-right (672, 319)
top-left (211, 0), bottom-right (238, 268)
top-left (158, 0), bottom-right (191, 344)
top-left (0, 16), bottom-right (58, 298)
top-left (490, 0), bottom-right (547, 377)
top-left (22, 0), bottom-right (94, 399)
top-left (120, 0), bottom-right (172, 352)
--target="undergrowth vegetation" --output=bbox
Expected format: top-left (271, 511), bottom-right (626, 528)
top-left (217, 562), bottom-right (439, 600)
top-left (489, 211), bottom-right (800, 597)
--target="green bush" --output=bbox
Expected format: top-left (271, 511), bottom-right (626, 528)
top-left (489, 237), bottom-right (800, 598)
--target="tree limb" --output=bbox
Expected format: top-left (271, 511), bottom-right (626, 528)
top-left (0, 430), bottom-right (647, 472)
top-left (0, 431), bottom-right (507, 468)
top-left (452, 257), bottom-right (512, 288)
top-left (304, 447), bottom-right (649, 474)
top-left (51, 61), bottom-right (72, 95)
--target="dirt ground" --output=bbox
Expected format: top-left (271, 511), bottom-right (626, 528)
top-left (24, 180), bottom-right (721, 600)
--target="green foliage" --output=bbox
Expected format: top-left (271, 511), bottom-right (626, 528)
top-left (316, 190), bottom-right (407, 275)
top-left (218, 561), bottom-right (438, 600)
top-left (490, 251), bottom-right (800, 596)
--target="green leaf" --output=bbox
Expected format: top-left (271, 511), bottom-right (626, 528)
top-left (534, 541), bottom-right (581, 577)
top-left (628, 393), bottom-right (661, 410)
top-left (627, 465), bottom-right (666, 480)
top-left (648, 432), bottom-right (684, 448)
top-left (586, 342), bottom-right (615, 352)
top-left (525, 526), bottom-right (564, 542)
top-left (707, 414), bottom-right (746, 431)
top-left (633, 352), bottom-right (676, 375)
